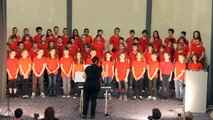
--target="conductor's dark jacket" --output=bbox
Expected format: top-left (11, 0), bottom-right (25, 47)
top-left (84, 64), bottom-right (102, 91)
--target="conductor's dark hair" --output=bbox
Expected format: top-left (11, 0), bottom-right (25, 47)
top-left (14, 108), bottom-right (23, 118)
top-left (152, 108), bottom-right (161, 119)
top-left (92, 56), bottom-right (99, 64)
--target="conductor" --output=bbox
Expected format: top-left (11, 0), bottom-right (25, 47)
top-left (82, 56), bottom-right (102, 119)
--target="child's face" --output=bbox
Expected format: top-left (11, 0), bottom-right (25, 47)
top-left (47, 31), bottom-right (52, 36)
top-left (63, 50), bottom-right (69, 55)
top-left (142, 33), bottom-right (147, 37)
top-left (63, 30), bottom-right (68, 35)
top-left (159, 47), bottom-right (164, 52)
top-left (136, 53), bottom-right (142, 59)
top-left (22, 51), bottom-right (28, 58)
top-left (148, 46), bottom-right (153, 52)
top-left (194, 32), bottom-right (198, 39)
top-left (54, 28), bottom-right (59, 34)
top-left (37, 29), bottom-right (42, 35)
top-left (151, 54), bottom-right (157, 61)
top-left (96, 37), bottom-right (101, 41)
top-left (9, 51), bottom-right (16, 58)
top-left (119, 44), bottom-right (124, 50)
top-left (71, 39), bottom-right (75, 44)
top-left (130, 33), bottom-right (135, 37)
top-left (177, 44), bottom-right (182, 50)
top-left (84, 30), bottom-right (89, 35)
top-left (90, 51), bottom-right (97, 57)
top-left (108, 45), bottom-right (113, 51)
top-left (77, 53), bottom-right (81, 59)
top-left (50, 49), bottom-right (56, 56)
top-left (106, 53), bottom-right (111, 59)
top-left (49, 42), bottom-right (54, 48)
top-left (85, 47), bottom-right (90, 52)
top-left (180, 33), bottom-right (185, 37)
top-left (120, 39), bottom-right (124, 43)
top-left (38, 50), bottom-right (44, 56)
top-left (132, 46), bottom-right (137, 51)
top-left (168, 31), bottom-right (173, 37)
top-left (13, 28), bottom-right (18, 34)
top-left (178, 55), bottom-right (185, 62)
top-left (57, 38), bottom-right (63, 44)
top-left (153, 32), bottom-right (158, 38)
top-left (134, 39), bottom-right (139, 44)
top-left (114, 29), bottom-right (120, 35)
top-left (18, 44), bottom-right (24, 49)
top-left (33, 44), bottom-right (38, 49)
top-left (119, 54), bottom-right (125, 60)
top-left (81, 36), bottom-right (86, 42)
top-left (25, 36), bottom-right (30, 41)
top-left (169, 41), bottom-right (173, 46)
top-left (41, 36), bottom-right (46, 41)
top-left (24, 30), bottom-right (29, 34)
top-left (192, 55), bottom-right (198, 62)
top-left (164, 53), bottom-right (170, 60)
top-left (196, 40), bottom-right (200, 45)
top-left (98, 31), bottom-right (103, 36)
top-left (74, 30), bottom-right (78, 36)
top-left (11, 38), bottom-right (17, 43)
top-left (66, 44), bottom-right (72, 49)
top-left (150, 38), bottom-right (154, 43)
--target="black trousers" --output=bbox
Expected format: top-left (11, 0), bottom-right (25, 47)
top-left (83, 85), bottom-right (100, 116)
top-left (133, 78), bottom-right (143, 96)
top-left (20, 75), bottom-right (29, 96)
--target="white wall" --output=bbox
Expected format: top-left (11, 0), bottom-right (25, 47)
top-left (7, 0), bottom-right (67, 37)
top-left (72, 0), bottom-right (147, 41)
top-left (152, 0), bottom-right (212, 64)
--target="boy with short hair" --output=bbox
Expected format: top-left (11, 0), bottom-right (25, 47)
top-left (164, 28), bottom-right (176, 45)
top-left (34, 26), bottom-right (43, 43)
top-left (126, 29), bottom-right (135, 54)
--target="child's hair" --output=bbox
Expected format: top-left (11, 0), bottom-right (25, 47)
top-left (142, 29), bottom-right (148, 34)
top-left (153, 30), bottom-right (160, 39)
top-left (136, 51), bottom-right (144, 61)
top-left (191, 54), bottom-right (199, 63)
top-left (119, 43), bottom-right (125, 47)
top-left (168, 28), bottom-right (175, 34)
top-left (66, 41), bottom-right (72, 45)
top-left (36, 26), bottom-right (42, 32)
top-left (130, 29), bottom-right (135, 34)
top-left (49, 48), bottom-right (58, 58)
top-left (90, 48), bottom-right (96, 52)
top-left (40, 34), bottom-right (46, 42)
top-left (114, 27), bottom-right (120, 31)
top-left (17, 42), bottom-right (23, 46)
top-left (179, 37), bottom-right (186, 44)
top-left (74, 51), bottom-right (84, 64)
top-left (169, 38), bottom-right (175, 44)
top-left (63, 47), bottom-right (69, 51)
top-left (178, 53), bottom-right (186, 60)
top-left (84, 28), bottom-right (89, 32)
top-left (21, 49), bottom-right (28, 54)
top-left (23, 34), bottom-right (30, 39)
top-left (181, 31), bottom-right (186, 36)
top-left (11, 35), bottom-right (17, 39)
top-left (84, 44), bottom-right (91, 49)
top-left (132, 43), bottom-right (138, 47)
top-left (23, 28), bottom-right (29, 32)
top-left (119, 37), bottom-right (124, 41)
top-left (104, 51), bottom-right (112, 61)
top-left (96, 34), bottom-right (102, 38)
top-left (193, 31), bottom-right (202, 40)
top-left (9, 50), bottom-right (16, 53)
top-left (58, 36), bottom-right (62, 39)
top-left (119, 51), bottom-right (126, 56)
top-left (148, 43), bottom-right (154, 48)
top-left (12, 27), bottom-right (18, 31)
top-left (160, 45), bottom-right (165, 49)
top-left (97, 29), bottom-right (103, 33)
top-left (134, 37), bottom-right (140, 41)
top-left (53, 26), bottom-right (59, 30)
top-left (48, 40), bottom-right (56, 50)
top-left (46, 29), bottom-right (53, 37)
top-left (72, 29), bottom-right (79, 37)
top-left (14, 108), bottom-right (23, 119)
top-left (151, 51), bottom-right (158, 56)
top-left (164, 52), bottom-right (170, 56)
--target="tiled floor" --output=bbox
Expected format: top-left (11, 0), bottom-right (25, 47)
top-left (0, 96), bottom-right (211, 120)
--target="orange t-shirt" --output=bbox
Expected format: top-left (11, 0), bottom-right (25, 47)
top-left (115, 61), bottom-right (129, 81)
top-left (7, 58), bottom-right (19, 80)
top-left (33, 57), bottom-right (46, 74)
top-left (60, 57), bottom-right (73, 77)
top-left (18, 57), bottom-right (32, 76)
top-left (102, 60), bottom-right (114, 77)
top-left (175, 61), bottom-right (186, 80)
top-left (132, 60), bottom-right (146, 78)
top-left (46, 57), bottom-right (59, 74)
top-left (148, 60), bottom-right (159, 78)
top-left (73, 63), bottom-right (84, 73)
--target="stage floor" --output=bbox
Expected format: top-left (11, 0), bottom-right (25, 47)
top-left (0, 96), bottom-right (211, 120)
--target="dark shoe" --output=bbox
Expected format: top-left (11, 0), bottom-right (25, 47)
top-left (90, 115), bottom-right (96, 119)
top-left (82, 115), bottom-right (86, 119)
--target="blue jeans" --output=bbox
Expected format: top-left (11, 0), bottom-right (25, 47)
top-left (104, 77), bottom-right (112, 86)
top-left (48, 73), bottom-right (57, 91)
top-left (162, 74), bottom-right (170, 97)
top-left (118, 81), bottom-right (128, 95)
top-left (175, 80), bottom-right (184, 99)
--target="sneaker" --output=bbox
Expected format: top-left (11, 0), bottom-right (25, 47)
top-left (31, 93), bottom-right (36, 98)
top-left (123, 95), bottom-right (128, 101)
top-left (118, 95), bottom-right (122, 100)
top-left (67, 95), bottom-right (71, 98)
top-left (62, 94), bottom-right (66, 98)
top-left (108, 93), bottom-right (112, 100)
top-left (147, 96), bottom-right (152, 100)
top-left (153, 97), bottom-right (157, 101)
top-left (40, 92), bottom-right (45, 98)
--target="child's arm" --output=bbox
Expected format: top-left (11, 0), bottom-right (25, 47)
top-left (150, 68), bottom-right (158, 80)
top-left (45, 65), bottom-right (52, 74)
top-left (112, 65), bottom-right (114, 78)
top-left (160, 71), bottom-right (163, 81)
top-left (102, 66), bottom-right (105, 80)
top-left (199, 52), bottom-right (205, 61)
top-left (174, 67), bottom-right (177, 80)
top-left (124, 69), bottom-right (130, 82)
top-left (6, 69), bottom-right (12, 79)
top-left (25, 63), bottom-right (32, 76)
top-left (168, 71), bottom-right (173, 81)
top-left (60, 63), bottom-right (68, 76)
top-left (67, 64), bottom-right (73, 77)
top-left (39, 63), bottom-right (46, 76)
top-left (115, 69), bottom-right (119, 82)
top-left (19, 65), bottom-right (25, 76)
top-left (32, 63), bottom-right (39, 76)
top-left (138, 67), bottom-right (146, 80)
top-left (72, 65), bottom-right (75, 80)
top-left (175, 70), bottom-right (185, 80)
top-left (52, 63), bottom-right (60, 73)
top-left (15, 67), bottom-right (19, 79)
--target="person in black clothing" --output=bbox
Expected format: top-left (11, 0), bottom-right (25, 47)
top-left (82, 56), bottom-right (102, 119)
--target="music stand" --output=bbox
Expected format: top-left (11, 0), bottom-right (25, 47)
top-left (1, 94), bottom-right (14, 118)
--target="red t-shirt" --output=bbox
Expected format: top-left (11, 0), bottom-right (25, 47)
top-left (22, 36), bottom-right (33, 43)
top-left (60, 56), bottom-right (73, 77)
top-left (158, 51), bottom-right (164, 63)
top-left (144, 51), bottom-right (152, 65)
top-left (126, 37), bottom-right (134, 53)
top-left (7, 58), bottom-right (19, 80)
top-left (191, 45), bottom-right (205, 59)
top-left (46, 57), bottom-right (59, 74)
top-left (175, 61), bottom-right (186, 80)
top-left (173, 50), bottom-right (186, 62)
top-left (164, 37), bottom-right (177, 45)
top-left (148, 60), bottom-right (159, 78)
top-left (68, 45), bottom-right (79, 58)
top-left (9, 35), bottom-right (21, 43)
top-left (188, 62), bottom-right (202, 71)
top-left (86, 35), bottom-right (93, 44)
top-left (92, 42), bottom-right (105, 59)
top-left (115, 61), bottom-right (129, 81)
top-left (102, 60), bottom-right (114, 77)
top-left (154, 38), bottom-right (162, 51)
top-left (109, 35), bottom-right (120, 52)
top-left (132, 60), bottom-right (146, 78)
top-left (29, 49), bottom-right (38, 59)
top-left (93, 37), bottom-right (105, 44)
top-left (159, 61), bottom-right (174, 75)
top-left (34, 34), bottom-right (41, 43)
top-left (9, 42), bottom-right (18, 51)
top-left (62, 35), bottom-right (71, 45)
top-left (33, 57), bottom-right (46, 74)
top-left (128, 51), bottom-right (137, 67)
top-left (56, 43), bottom-right (65, 58)
top-left (139, 37), bottom-right (150, 52)
top-left (46, 36), bottom-right (57, 44)
top-left (24, 42), bottom-right (32, 51)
